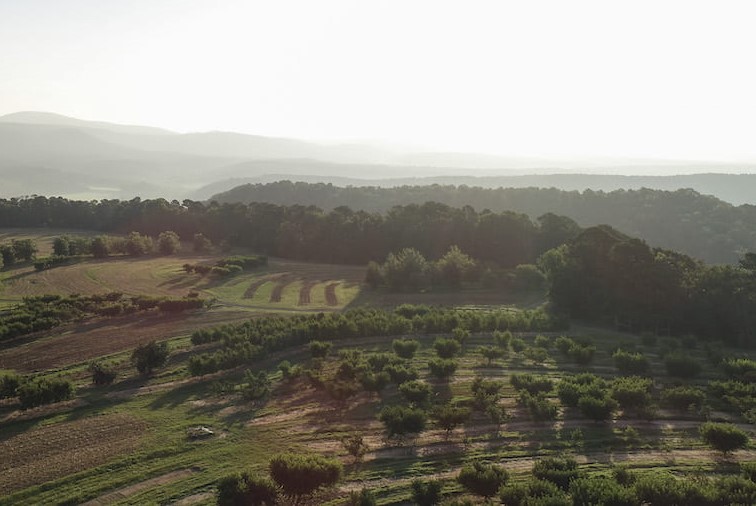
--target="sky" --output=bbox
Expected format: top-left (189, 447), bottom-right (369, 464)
top-left (2, 0), bottom-right (756, 161)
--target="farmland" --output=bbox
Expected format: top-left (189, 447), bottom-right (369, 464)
top-left (0, 228), bottom-right (755, 505)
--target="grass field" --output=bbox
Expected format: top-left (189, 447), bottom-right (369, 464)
top-left (1, 322), bottom-right (754, 505)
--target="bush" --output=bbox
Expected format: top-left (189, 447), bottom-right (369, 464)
top-left (555, 336), bottom-right (574, 355)
top-left (17, 378), bottom-right (74, 409)
top-left (557, 374), bottom-right (606, 407)
top-left (569, 476), bottom-right (637, 506)
top-left (217, 472), bottom-right (278, 506)
top-left (131, 341), bottom-right (169, 375)
top-left (494, 330), bottom-right (512, 348)
top-left (700, 422), bottom-right (750, 455)
top-left (399, 380), bottom-right (431, 406)
top-left (410, 479), bottom-right (442, 506)
top-left (193, 233), bottom-right (212, 252)
top-left (157, 230), bottom-right (181, 255)
top-left (662, 385), bottom-right (706, 412)
top-left (379, 405), bottom-right (427, 437)
top-left (532, 457), bottom-right (581, 491)
top-left (534, 335), bottom-right (551, 349)
top-left (722, 357), bottom-right (756, 381)
top-left (578, 394), bottom-right (617, 422)
top-left (524, 346), bottom-right (549, 364)
top-left (511, 337), bottom-right (527, 352)
top-left (432, 404), bottom-right (471, 435)
top-left (385, 363), bottom-right (419, 384)
top-left (568, 343), bottom-right (596, 365)
top-left (347, 488), bottom-right (377, 506)
top-left (428, 358), bottom-right (458, 380)
top-left (610, 376), bottom-right (653, 414)
top-left (0, 373), bottom-right (21, 398)
top-left (664, 353), bottom-right (702, 379)
top-left (458, 461), bottom-right (509, 498)
top-left (519, 392), bottom-right (558, 421)
top-left (392, 338), bottom-right (420, 359)
top-left (88, 361), bottom-right (117, 385)
top-left (612, 350), bottom-right (649, 375)
top-left (510, 373), bottom-right (553, 395)
top-left (242, 370), bottom-right (271, 400)
top-left (269, 453), bottom-right (342, 499)
top-left (309, 340), bottom-right (332, 358)
top-left (433, 338), bottom-right (461, 359)
top-left (479, 345), bottom-right (504, 366)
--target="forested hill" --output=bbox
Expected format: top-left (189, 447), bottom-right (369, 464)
top-left (211, 181), bottom-right (756, 264)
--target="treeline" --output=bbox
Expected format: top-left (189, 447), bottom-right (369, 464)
top-left (540, 225), bottom-right (756, 346)
top-left (0, 196), bottom-right (580, 266)
top-left (210, 180), bottom-right (756, 264)
top-left (0, 293), bottom-right (206, 343)
top-left (188, 305), bottom-right (564, 376)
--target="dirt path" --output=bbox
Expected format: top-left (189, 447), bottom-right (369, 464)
top-left (325, 283), bottom-right (339, 306)
top-left (299, 280), bottom-right (316, 306)
top-left (82, 469), bottom-right (196, 505)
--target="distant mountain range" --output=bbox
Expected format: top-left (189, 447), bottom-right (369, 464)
top-left (2, 111), bottom-right (756, 203)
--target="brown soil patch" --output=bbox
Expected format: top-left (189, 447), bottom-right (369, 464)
top-left (244, 277), bottom-right (273, 299)
top-left (82, 469), bottom-right (196, 505)
top-left (0, 413), bottom-right (148, 495)
top-left (270, 278), bottom-right (294, 303)
top-left (0, 310), bottom-right (251, 373)
top-left (299, 280), bottom-right (316, 306)
top-left (325, 283), bottom-right (339, 306)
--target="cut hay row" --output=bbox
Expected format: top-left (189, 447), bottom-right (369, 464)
top-left (325, 282), bottom-right (339, 306)
top-left (243, 276), bottom-right (275, 299)
top-left (269, 278), bottom-right (293, 303)
top-left (299, 280), bottom-right (316, 306)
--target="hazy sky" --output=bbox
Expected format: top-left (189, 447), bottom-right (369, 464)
top-left (2, 0), bottom-right (756, 161)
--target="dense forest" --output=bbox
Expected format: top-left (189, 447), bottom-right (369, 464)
top-left (0, 196), bottom-right (580, 267)
top-left (211, 181), bottom-right (756, 264)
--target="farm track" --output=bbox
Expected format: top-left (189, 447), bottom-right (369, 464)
top-left (0, 413), bottom-right (147, 495)
top-left (82, 469), bottom-right (196, 505)
top-left (325, 283), bottom-right (339, 306)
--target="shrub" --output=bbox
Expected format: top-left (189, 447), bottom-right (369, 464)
top-left (131, 341), bottom-right (169, 375)
top-left (342, 433), bottom-right (370, 463)
top-left (392, 338), bottom-right (420, 359)
top-left (0, 373), bottom-right (21, 398)
top-left (217, 472), bottom-right (278, 506)
top-left (664, 353), bottom-right (702, 379)
top-left (555, 336), bottom-right (574, 355)
top-left (410, 479), bottom-right (443, 506)
top-left (457, 462), bottom-right (509, 498)
top-left (432, 404), bottom-right (471, 435)
top-left (433, 338), bottom-right (461, 359)
top-left (722, 358), bottom-right (756, 381)
top-left (610, 376), bottom-right (653, 414)
top-left (519, 392), bottom-right (558, 421)
top-left (428, 358), bottom-right (458, 380)
top-left (494, 330), bottom-right (512, 348)
top-left (379, 406), bottom-right (427, 437)
top-left (511, 337), bottom-right (526, 352)
top-left (309, 340), bottom-right (332, 358)
top-left (347, 488), bottom-right (377, 506)
top-left (532, 457), bottom-right (581, 491)
top-left (612, 350), bottom-right (648, 375)
top-left (157, 230), bottom-right (181, 255)
top-left (479, 345), bottom-right (504, 366)
top-left (568, 343), bottom-right (596, 365)
top-left (524, 346), bottom-right (549, 364)
top-left (662, 385), bottom-right (706, 412)
top-left (88, 361), bottom-right (117, 385)
top-left (269, 453), bottom-right (342, 499)
top-left (510, 373), bottom-right (553, 395)
top-left (569, 476), bottom-right (637, 506)
top-left (242, 370), bottom-right (271, 400)
top-left (534, 335), bottom-right (551, 349)
top-left (192, 233), bottom-right (212, 252)
top-left (578, 394), bottom-right (617, 422)
top-left (399, 380), bottom-right (431, 406)
top-left (700, 422), bottom-right (750, 455)
top-left (384, 363), bottom-right (419, 384)
top-left (17, 378), bottom-right (74, 409)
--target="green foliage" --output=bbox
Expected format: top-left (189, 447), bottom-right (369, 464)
top-left (17, 377), bottom-right (74, 409)
top-left (457, 461), bottom-right (509, 498)
top-left (157, 230), bottom-right (181, 255)
top-left (433, 337), bottom-right (461, 358)
top-left (435, 245), bottom-right (476, 288)
top-left (519, 392), bottom-right (558, 421)
top-left (568, 343), bottom-right (596, 365)
top-left (399, 380), bottom-right (431, 406)
top-left (534, 334), bottom-right (551, 349)
top-left (269, 453), bottom-right (342, 499)
top-left (432, 404), bottom-right (471, 435)
top-left (524, 346), bottom-right (550, 364)
top-left (557, 374), bottom-right (607, 407)
top-left (664, 352), bottom-right (702, 378)
top-left (88, 361), bottom-right (117, 385)
top-left (479, 345), bottom-right (504, 366)
top-left (0, 373), bottom-right (21, 399)
top-left (91, 236), bottom-right (110, 258)
top-left (309, 340), bottom-right (332, 358)
top-left (216, 472), bottom-right (278, 506)
top-left (364, 260), bottom-right (383, 288)
top-left (385, 363), bottom-right (420, 385)
top-left (192, 232), bottom-right (212, 252)
top-left (342, 433), bottom-right (370, 463)
top-left (612, 350), bottom-right (649, 375)
top-left (242, 370), bottom-right (271, 400)
top-left (428, 358), bottom-right (458, 380)
top-left (510, 373), bottom-right (553, 395)
top-left (131, 340), bottom-right (169, 375)
top-left (511, 337), bottom-right (527, 352)
top-left (569, 476), bottom-right (637, 506)
top-left (578, 394), bottom-right (617, 422)
top-left (722, 357), bottom-right (756, 381)
top-left (347, 488), bottom-right (377, 506)
top-left (382, 248), bottom-right (431, 292)
top-left (125, 231), bottom-right (153, 256)
top-left (379, 405), bottom-right (427, 437)
top-left (610, 376), bottom-right (653, 414)
top-left (532, 457), bottom-right (581, 491)
top-left (662, 385), bottom-right (705, 411)
top-left (555, 336), bottom-right (574, 355)
top-left (410, 479), bottom-right (443, 506)
top-left (392, 338), bottom-right (420, 359)
top-left (493, 330), bottom-right (512, 348)
top-left (700, 422), bottom-right (750, 455)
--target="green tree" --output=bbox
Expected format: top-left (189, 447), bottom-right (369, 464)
top-left (399, 380), bottom-right (432, 406)
top-left (457, 462), bottom-right (509, 499)
top-left (433, 338), bottom-right (461, 358)
top-left (433, 404), bottom-right (471, 437)
top-left (578, 394), bottom-right (617, 423)
top-left (410, 479), bottom-right (443, 506)
top-left (342, 433), bottom-right (370, 465)
top-left (131, 340), bottom-right (169, 375)
top-left (91, 236), bottom-right (110, 258)
top-left (193, 232), bottom-right (212, 252)
top-left (428, 358), bottom-right (458, 380)
top-left (382, 248), bottom-right (431, 292)
top-left (379, 405), bottom-right (427, 437)
top-left (479, 345), bottom-right (504, 366)
top-left (217, 472), bottom-right (278, 506)
top-left (53, 236), bottom-right (71, 256)
top-left (700, 422), bottom-right (749, 455)
top-left (157, 230), bottom-right (181, 255)
top-left (11, 239), bottom-right (37, 262)
top-left (435, 245), bottom-right (476, 288)
top-left (392, 338), bottom-right (420, 359)
top-left (269, 453), bottom-right (342, 501)
top-left (125, 231), bottom-right (153, 256)
top-left (309, 340), bottom-right (332, 358)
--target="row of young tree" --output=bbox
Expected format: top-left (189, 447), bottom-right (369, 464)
top-left (540, 225), bottom-right (756, 347)
top-left (0, 238), bottom-right (37, 268)
top-left (0, 196), bottom-right (580, 266)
